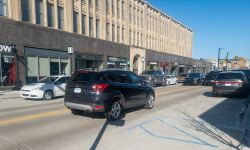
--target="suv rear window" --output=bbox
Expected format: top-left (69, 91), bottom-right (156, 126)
top-left (217, 73), bottom-right (244, 80)
top-left (232, 70), bottom-right (250, 78)
top-left (70, 72), bottom-right (99, 83)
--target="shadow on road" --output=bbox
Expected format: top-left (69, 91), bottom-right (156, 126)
top-left (22, 96), bottom-right (64, 101)
top-left (90, 119), bottom-right (125, 150)
top-left (185, 92), bottom-right (250, 148)
top-left (203, 92), bottom-right (248, 99)
top-left (183, 112), bottom-right (241, 150)
top-left (73, 105), bottom-right (145, 120)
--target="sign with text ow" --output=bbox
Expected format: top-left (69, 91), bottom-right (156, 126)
top-left (0, 44), bottom-right (14, 53)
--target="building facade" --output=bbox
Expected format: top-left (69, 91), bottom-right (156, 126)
top-left (0, 0), bottom-right (202, 89)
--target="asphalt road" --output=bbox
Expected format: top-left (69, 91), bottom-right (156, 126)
top-left (0, 85), bottom-right (249, 150)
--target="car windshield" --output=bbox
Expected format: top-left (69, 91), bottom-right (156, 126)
top-left (142, 70), bottom-right (155, 75)
top-left (217, 73), bottom-right (244, 80)
top-left (188, 73), bottom-right (200, 78)
top-left (39, 77), bottom-right (59, 84)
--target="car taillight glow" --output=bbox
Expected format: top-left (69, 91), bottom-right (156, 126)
top-left (212, 80), bottom-right (243, 85)
top-left (92, 84), bottom-right (109, 92)
top-left (93, 105), bottom-right (105, 110)
top-left (212, 80), bottom-right (219, 84)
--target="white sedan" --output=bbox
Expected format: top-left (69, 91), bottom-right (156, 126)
top-left (166, 75), bottom-right (177, 85)
top-left (20, 76), bottom-right (71, 100)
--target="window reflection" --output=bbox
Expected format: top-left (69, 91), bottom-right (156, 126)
top-left (0, 55), bottom-right (16, 86)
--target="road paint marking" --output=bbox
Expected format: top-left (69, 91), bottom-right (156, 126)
top-left (127, 117), bottom-right (218, 148)
top-left (0, 108), bottom-right (69, 126)
top-left (0, 135), bottom-right (34, 150)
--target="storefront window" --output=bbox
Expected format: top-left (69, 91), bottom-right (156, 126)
top-left (27, 56), bottom-right (38, 83)
top-left (39, 57), bottom-right (49, 79)
top-left (0, 54), bottom-right (16, 87)
top-left (50, 58), bottom-right (59, 75)
top-left (75, 59), bottom-right (102, 71)
top-left (0, 0), bottom-right (7, 16)
top-left (25, 47), bottom-right (70, 84)
top-left (60, 59), bottom-right (70, 75)
top-left (107, 57), bottom-right (128, 70)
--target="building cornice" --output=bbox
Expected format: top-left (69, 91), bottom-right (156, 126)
top-left (140, 0), bottom-right (193, 32)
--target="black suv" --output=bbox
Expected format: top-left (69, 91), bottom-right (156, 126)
top-left (64, 70), bottom-right (155, 120)
top-left (183, 73), bottom-right (205, 86)
top-left (203, 71), bottom-right (221, 86)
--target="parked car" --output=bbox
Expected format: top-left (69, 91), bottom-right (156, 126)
top-left (140, 70), bottom-right (167, 87)
top-left (183, 73), bottom-right (205, 86)
top-left (64, 70), bottom-right (155, 120)
top-left (203, 71), bottom-right (221, 86)
top-left (166, 75), bottom-right (177, 85)
top-left (139, 75), bottom-right (154, 87)
top-left (212, 71), bottom-right (249, 97)
top-left (177, 73), bottom-right (188, 83)
top-left (20, 76), bottom-right (71, 100)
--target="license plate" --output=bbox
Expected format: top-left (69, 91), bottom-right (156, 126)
top-left (74, 88), bottom-right (82, 93)
top-left (225, 83), bottom-right (231, 86)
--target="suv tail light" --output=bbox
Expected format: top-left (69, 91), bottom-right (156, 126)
top-left (211, 80), bottom-right (220, 86)
top-left (92, 84), bottom-right (109, 92)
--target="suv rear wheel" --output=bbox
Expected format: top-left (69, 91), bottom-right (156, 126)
top-left (106, 100), bottom-right (122, 120)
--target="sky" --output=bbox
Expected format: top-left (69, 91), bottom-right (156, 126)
top-left (147, 0), bottom-right (250, 60)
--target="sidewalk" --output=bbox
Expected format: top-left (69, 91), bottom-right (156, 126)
top-left (0, 90), bottom-right (20, 99)
top-left (241, 98), bottom-right (250, 148)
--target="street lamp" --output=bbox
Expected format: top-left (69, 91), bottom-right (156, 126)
top-left (141, 57), bottom-right (145, 72)
top-left (217, 48), bottom-right (223, 71)
top-left (68, 46), bottom-right (74, 75)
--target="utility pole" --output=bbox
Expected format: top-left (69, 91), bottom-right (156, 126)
top-left (217, 48), bottom-right (223, 71)
top-left (226, 52), bottom-right (231, 71)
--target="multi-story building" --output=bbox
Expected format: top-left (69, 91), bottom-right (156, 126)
top-left (0, 0), bottom-right (198, 89)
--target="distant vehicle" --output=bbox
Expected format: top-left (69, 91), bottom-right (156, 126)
top-left (203, 71), bottom-right (221, 86)
top-left (139, 75), bottom-right (154, 87)
top-left (20, 76), bottom-right (71, 100)
top-left (140, 70), bottom-right (167, 87)
top-left (212, 71), bottom-right (249, 97)
top-left (166, 75), bottom-right (177, 85)
top-left (183, 73), bottom-right (205, 86)
top-left (177, 73), bottom-right (188, 83)
top-left (64, 70), bottom-right (155, 120)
